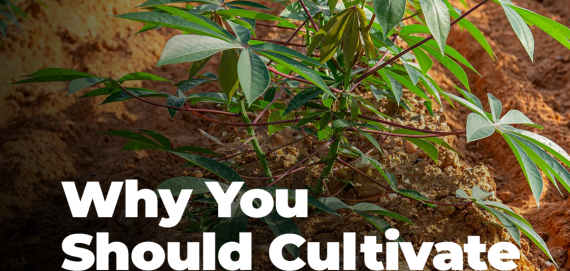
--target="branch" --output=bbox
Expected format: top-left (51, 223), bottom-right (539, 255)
top-left (118, 84), bottom-right (239, 117)
top-left (266, 141), bottom-right (333, 187)
top-left (184, 104), bottom-right (300, 127)
top-left (299, 0), bottom-right (319, 32)
top-left (352, 0), bottom-right (490, 85)
top-left (218, 129), bottom-right (319, 161)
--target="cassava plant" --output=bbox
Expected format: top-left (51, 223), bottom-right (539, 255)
top-left (14, 0), bottom-right (570, 266)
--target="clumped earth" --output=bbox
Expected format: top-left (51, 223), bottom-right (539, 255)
top-left (0, 0), bottom-right (568, 270)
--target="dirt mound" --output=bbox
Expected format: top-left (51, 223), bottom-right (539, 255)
top-left (0, 0), bottom-right (567, 270)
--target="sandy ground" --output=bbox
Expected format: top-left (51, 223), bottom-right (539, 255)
top-left (0, 0), bottom-right (568, 270)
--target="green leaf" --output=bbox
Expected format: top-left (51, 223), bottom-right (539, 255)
top-left (238, 49), bottom-right (271, 105)
top-left (502, 126), bottom-right (570, 167)
top-left (169, 151), bottom-right (244, 182)
top-left (420, 0), bottom-right (450, 55)
top-left (227, 20), bottom-right (251, 44)
top-left (174, 146), bottom-right (222, 157)
top-left (478, 200), bottom-right (531, 227)
top-left (140, 129), bottom-right (171, 149)
top-left (259, 51), bottom-right (333, 97)
top-left (480, 206), bottom-right (521, 245)
top-left (283, 88), bottom-right (323, 115)
top-left (219, 49), bottom-right (240, 102)
top-left (14, 68), bottom-right (94, 84)
top-left (100, 87), bottom-right (169, 104)
top-left (511, 6), bottom-right (570, 51)
top-left (466, 113), bottom-right (495, 143)
top-left (472, 185), bottom-right (493, 201)
top-left (226, 0), bottom-right (272, 10)
top-left (352, 202), bottom-right (413, 224)
top-left (502, 134), bottom-right (543, 206)
top-left (509, 134), bottom-right (570, 194)
top-left (68, 77), bottom-right (107, 95)
top-left (216, 9), bottom-right (284, 21)
top-left (116, 12), bottom-right (231, 41)
top-left (355, 211), bottom-right (395, 235)
top-left (281, 0), bottom-right (326, 21)
top-left (306, 9), bottom-right (351, 56)
top-left (118, 72), bottom-right (170, 83)
top-left (251, 43), bottom-right (322, 67)
top-left (101, 130), bottom-right (163, 148)
top-left (158, 35), bottom-right (242, 66)
top-left (343, 14), bottom-right (361, 69)
top-left (384, 70), bottom-right (430, 101)
top-left (187, 56), bottom-right (213, 79)
top-left (373, 0), bottom-right (406, 40)
top-left (358, 129), bottom-right (382, 152)
top-left (405, 138), bottom-right (439, 162)
top-left (413, 48), bottom-right (433, 75)
top-left (333, 119), bottom-right (351, 128)
top-left (319, 112), bottom-right (332, 129)
top-left (498, 110), bottom-right (542, 129)
top-left (443, 0), bottom-right (496, 60)
top-left (320, 11), bottom-right (352, 63)
top-left (378, 70), bottom-right (403, 105)
top-left (501, 3), bottom-right (534, 60)
top-left (488, 93), bottom-right (502, 122)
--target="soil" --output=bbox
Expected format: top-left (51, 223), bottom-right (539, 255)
top-left (0, 0), bottom-right (568, 270)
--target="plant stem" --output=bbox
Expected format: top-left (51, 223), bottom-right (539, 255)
top-left (316, 95), bottom-right (350, 194)
top-left (239, 100), bottom-right (273, 181)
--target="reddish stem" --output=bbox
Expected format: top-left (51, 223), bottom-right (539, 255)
top-left (299, 0), bottom-right (319, 32)
top-left (266, 141), bottom-right (333, 187)
top-left (119, 84), bottom-right (239, 116)
top-left (218, 130), bottom-right (319, 161)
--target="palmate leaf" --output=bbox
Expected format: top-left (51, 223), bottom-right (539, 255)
top-left (153, 5), bottom-right (233, 39)
top-left (320, 10), bottom-right (353, 63)
top-left (157, 35), bottom-right (243, 66)
top-left (373, 0), bottom-right (406, 40)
